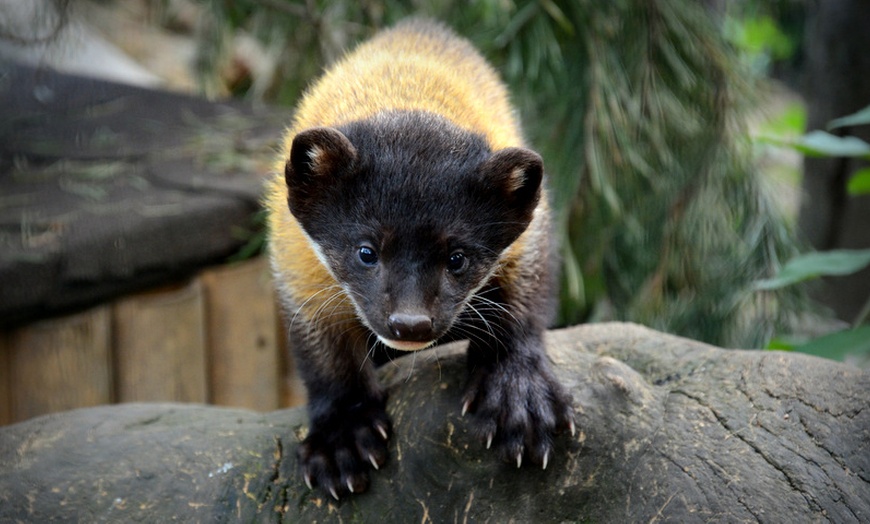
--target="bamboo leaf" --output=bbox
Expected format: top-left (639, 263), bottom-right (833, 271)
top-left (758, 102), bottom-right (806, 137)
top-left (791, 326), bottom-right (870, 362)
top-left (755, 249), bottom-right (870, 290)
top-left (792, 130), bottom-right (870, 158)
top-left (727, 15), bottom-right (794, 60)
top-left (828, 104), bottom-right (870, 130)
top-left (847, 167), bottom-right (870, 196)
top-left (539, 0), bottom-right (575, 36)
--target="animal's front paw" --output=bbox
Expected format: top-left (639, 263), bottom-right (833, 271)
top-left (462, 360), bottom-right (575, 468)
top-left (297, 400), bottom-right (391, 500)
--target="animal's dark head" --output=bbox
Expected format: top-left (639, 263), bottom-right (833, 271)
top-left (284, 110), bottom-right (542, 350)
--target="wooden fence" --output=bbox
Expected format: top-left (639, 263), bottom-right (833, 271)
top-left (0, 257), bottom-right (306, 427)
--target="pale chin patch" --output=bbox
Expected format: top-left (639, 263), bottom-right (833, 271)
top-left (378, 337), bottom-right (435, 352)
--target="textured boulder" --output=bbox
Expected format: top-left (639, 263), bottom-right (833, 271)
top-left (1, 323), bottom-right (867, 522)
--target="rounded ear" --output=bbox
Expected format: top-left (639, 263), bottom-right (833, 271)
top-left (480, 147), bottom-right (544, 218)
top-left (284, 127), bottom-right (357, 190)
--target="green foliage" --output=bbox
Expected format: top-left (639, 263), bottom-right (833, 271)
top-left (757, 101), bottom-right (806, 138)
top-left (725, 13), bottom-right (795, 69)
top-left (767, 130), bottom-right (870, 159)
top-left (768, 326), bottom-right (870, 363)
top-left (754, 249), bottom-right (870, 290)
top-left (758, 104), bottom-right (870, 362)
top-left (194, 0), bottom-right (806, 348)
top-left (828, 104), bottom-right (870, 130)
top-left (847, 168), bottom-right (870, 196)
top-left (794, 326), bottom-right (870, 362)
top-left (489, 1), bottom-right (803, 347)
top-left (756, 105), bottom-right (870, 163)
top-left (822, 104), bottom-right (870, 196)
top-left (227, 209), bottom-right (268, 264)
top-left (723, 4), bottom-right (800, 78)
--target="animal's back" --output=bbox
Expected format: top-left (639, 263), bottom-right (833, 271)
top-left (290, 19), bottom-right (523, 149)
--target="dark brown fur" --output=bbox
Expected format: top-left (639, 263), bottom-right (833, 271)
top-left (266, 20), bottom-right (574, 499)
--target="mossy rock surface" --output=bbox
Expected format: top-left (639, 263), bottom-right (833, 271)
top-left (1, 323), bottom-right (868, 522)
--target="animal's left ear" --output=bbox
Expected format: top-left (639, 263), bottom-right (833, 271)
top-left (284, 127), bottom-right (357, 219)
top-left (480, 147), bottom-right (543, 219)
top-left (285, 127), bottom-right (357, 188)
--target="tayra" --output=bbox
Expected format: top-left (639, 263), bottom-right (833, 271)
top-left (266, 18), bottom-right (574, 500)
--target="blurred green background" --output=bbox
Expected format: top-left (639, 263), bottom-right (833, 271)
top-left (5, 0), bottom-right (869, 360)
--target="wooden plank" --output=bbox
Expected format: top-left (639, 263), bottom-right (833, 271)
top-left (0, 333), bottom-right (11, 425)
top-left (202, 257), bottom-right (280, 410)
top-left (277, 309), bottom-right (307, 408)
top-left (113, 280), bottom-right (207, 403)
top-left (6, 307), bottom-right (112, 423)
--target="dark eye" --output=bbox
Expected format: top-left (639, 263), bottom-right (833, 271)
top-left (358, 245), bottom-right (378, 266)
top-left (447, 251), bottom-right (468, 274)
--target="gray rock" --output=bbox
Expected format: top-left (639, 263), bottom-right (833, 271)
top-left (1, 323), bottom-right (867, 522)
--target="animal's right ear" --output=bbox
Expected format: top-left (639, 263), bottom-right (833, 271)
top-left (285, 127), bottom-right (357, 190)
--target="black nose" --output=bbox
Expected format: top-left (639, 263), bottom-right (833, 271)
top-left (387, 313), bottom-right (434, 341)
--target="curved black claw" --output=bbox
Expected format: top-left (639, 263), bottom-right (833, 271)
top-left (462, 359), bottom-right (574, 469)
top-left (297, 400), bottom-right (391, 499)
